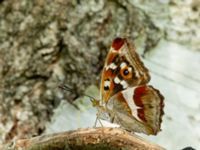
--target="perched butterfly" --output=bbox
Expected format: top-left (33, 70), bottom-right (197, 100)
top-left (93, 37), bottom-right (164, 135)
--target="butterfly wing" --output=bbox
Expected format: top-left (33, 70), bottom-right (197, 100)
top-left (98, 37), bottom-right (164, 135)
top-left (100, 38), bottom-right (150, 103)
top-left (106, 85), bottom-right (164, 135)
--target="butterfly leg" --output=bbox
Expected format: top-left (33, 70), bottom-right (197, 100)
top-left (94, 112), bottom-right (104, 127)
top-left (94, 116), bottom-right (98, 127)
top-left (98, 118), bottom-right (104, 127)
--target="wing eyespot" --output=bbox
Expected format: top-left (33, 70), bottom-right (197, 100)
top-left (104, 79), bottom-right (111, 91)
top-left (123, 69), bottom-right (129, 76)
top-left (120, 66), bottom-right (133, 79)
top-left (104, 86), bottom-right (109, 90)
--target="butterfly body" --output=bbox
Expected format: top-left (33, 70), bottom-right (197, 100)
top-left (96, 37), bottom-right (164, 135)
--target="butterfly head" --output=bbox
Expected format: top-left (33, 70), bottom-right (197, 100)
top-left (90, 98), bottom-right (100, 107)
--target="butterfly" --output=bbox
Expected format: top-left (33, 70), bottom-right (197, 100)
top-left (93, 37), bottom-right (164, 135)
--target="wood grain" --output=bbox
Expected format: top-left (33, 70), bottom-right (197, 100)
top-left (10, 127), bottom-right (166, 150)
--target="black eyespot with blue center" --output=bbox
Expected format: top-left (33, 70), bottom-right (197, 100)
top-left (123, 69), bottom-right (129, 75)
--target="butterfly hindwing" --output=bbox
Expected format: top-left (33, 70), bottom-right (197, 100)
top-left (100, 38), bottom-right (150, 102)
top-left (107, 85), bottom-right (164, 135)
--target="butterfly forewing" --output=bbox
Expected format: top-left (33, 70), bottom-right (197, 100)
top-left (100, 38), bottom-right (150, 103)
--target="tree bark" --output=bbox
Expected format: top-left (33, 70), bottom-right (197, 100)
top-left (0, 0), bottom-right (163, 145)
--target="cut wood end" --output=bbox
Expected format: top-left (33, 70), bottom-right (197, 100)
top-left (10, 127), bottom-right (165, 150)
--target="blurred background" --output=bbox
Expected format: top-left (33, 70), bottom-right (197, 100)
top-left (0, 0), bottom-right (199, 149)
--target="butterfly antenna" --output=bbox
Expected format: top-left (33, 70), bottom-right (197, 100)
top-left (58, 84), bottom-right (96, 102)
